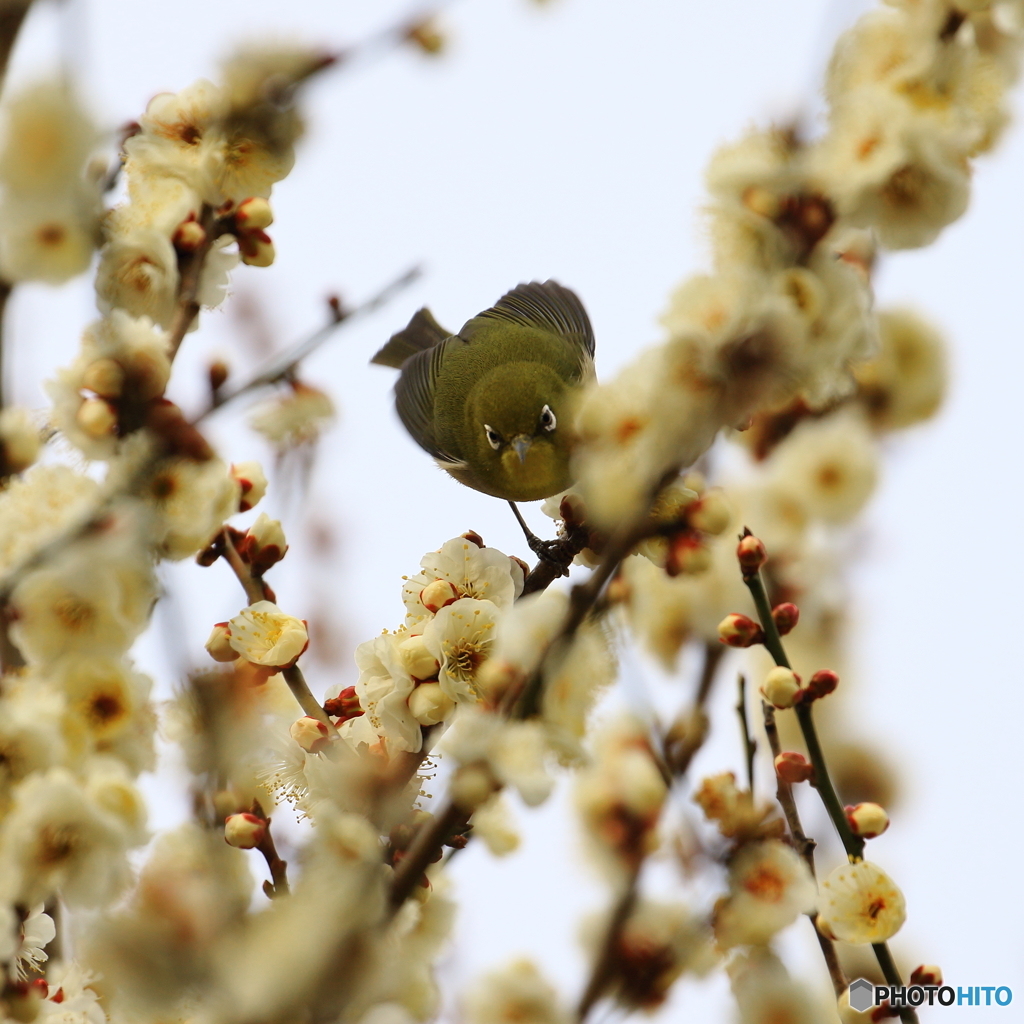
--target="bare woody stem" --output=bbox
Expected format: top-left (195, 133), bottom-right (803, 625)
top-left (740, 557), bottom-right (863, 860)
top-left (388, 800), bottom-right (468, 913)
top-left (252, 799), bottom-right (290, 898)
top-left (575, 866), bottom-right (640, 1022)
top-left (763, 701), bottom-right (846, 998)
top-left (736, 674), bottom-right (756, 793)
top-left (740, 537), bottom-right (916, 1022)
top-left (196, 265), bottom-right (422, 422)
top-left (167, 205), bottom-right (220, 360)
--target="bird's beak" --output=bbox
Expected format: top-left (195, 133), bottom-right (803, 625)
top-left (511, 436), bottom-right (532, 464)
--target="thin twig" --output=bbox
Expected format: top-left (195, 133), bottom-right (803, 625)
top-left (735, 674), bottom-right (756, 795)
top-left (252, 800), bottom-right (290, 898)
top-left (221, 529), bottom-right (267, 605)
top-left (740, 532), bottom-right (916, 1021)
top-left (763, 701), bottom-right (846, 998)
top-left (167, 206), bottom-right (221, 359)
top-left (196, 265), bottom-right (422, 422)
top-left (388, 800), bottom-right (468, 912)
top-left (576, 868), bottom-right (640, 1021)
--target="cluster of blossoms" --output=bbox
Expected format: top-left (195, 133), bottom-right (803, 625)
top-left (0, 0), bottom-right (1015, 1023)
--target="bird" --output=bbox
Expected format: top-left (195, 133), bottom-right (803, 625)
top-left (371, 280), bottom-right (595, 504)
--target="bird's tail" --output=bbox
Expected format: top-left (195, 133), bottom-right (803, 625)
top-left (370, 308), bottom-right (450, 368)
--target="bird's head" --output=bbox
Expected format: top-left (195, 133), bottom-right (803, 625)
top-left (465, 362), bottom-right (575, 501)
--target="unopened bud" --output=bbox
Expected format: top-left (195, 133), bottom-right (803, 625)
top-left (910, 965), bottom-right (942, 987)
top-left (209, 359), bottom-right (229, 392)
top-left (717, 612), bottom-right (764, 648)
top-left (405, 17), bottom-right (445, 54)
top-left (235, 196), bottom-right (274, 231)
top-left (213, 789), bottom-right (245, 819)
top-left (324, 685), bottom-right (363, 722)
top-left (559, 492), bottom-right (587, 526)
top-left (81, 357), bottom-right (125, 399)
top-left (461, 530), bottom-right (484, 547)
top-left (774, 751), bottom-right (814, 784)
top-left (173, 218), bottom-right (207, 252)
top-left (761, 666), bottom-right (801, 709)
top-left (231, 460), bottom-right (268, 511)
top-left (666, 534), bottom-right (711, 576)
top-left (5, 980), bottom-right (44, 1022)
top-left (205, 622), bottom-right (236, 662)
top-left (846, 801), bottom-right (889, 838)
top-left (240, 512), bottom-right (288, 574)
top-left (224, 811), bottom-right (266, 849)
top-left (451, 763), bottom-right (498, 812)
top-left (399, 634), bottom-right (440, 680)
top-left (289, 715), bottom-right (330, 754)
top-left (419, 578), bottom-right (460, 613)
top-left (408, 681), bottom-right (455, 726)
top-left (737, 533), bottom-right (767, 574)
top-left (125, 349), bottom-right (170, 402)
top-left (239, 228), bottom-right (275, 267)
top-left (771, 602), bottom-right (800, 635)
top-left (804, 668), bottom-right (839, 701)
top-left (689, 490), bottom-right (731, 535)
top-left (509, 555), bottom-right (530, 580)
top-left (76, 397), bottom-right (117, 438)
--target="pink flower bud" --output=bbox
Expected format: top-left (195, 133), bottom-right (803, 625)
top-left (235, 197), bottom-right (274, 231)
top-left (76, 397), bottom-right (117, 438)
top-left (81, 357), bottom-right (125, 399)
top-left (804, 668), bottom-right (839, 701)
top-left (231, 460), bottom-right (268, 511)
top-left (239, 228), bottom-right (275, 267)
top-left (666, 534), bottom-right (711, 576)
top-left (846, 802), bottom-right (890, 838)
top-left (419, 579), bottom-right (460, 613)
top-left (173, 218), bottom-right (207, 252)
top-left (760, 666), bottom-right (801, 709)
top-left (717, 613), bottom-right (764, 648)
top-left (736, 533), bottom-right (767, 573)
top-left (224, 812), bottom-right (266, 848)
top-left (323, 685), bottom-right (363, 722)
top-left (205, 622), bottom-right (237, 662)
top-left (771, 602), bottom-right (800, 635)
top-left (910, 965), bottom-right (942, 987)
top-left (289, 715), bottom-right (330, 753)
top-left (774, 751), bottom-right (814, 784)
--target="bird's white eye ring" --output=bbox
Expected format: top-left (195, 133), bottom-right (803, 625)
top-left (539, 404), bottom-right (556, 432)
top-left (484, 425), bottom-right (502, 450)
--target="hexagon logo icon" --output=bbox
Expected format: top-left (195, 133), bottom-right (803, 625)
top-left (849, 978), bottom-right (874, 1013)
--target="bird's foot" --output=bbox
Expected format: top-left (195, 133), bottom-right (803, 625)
top-left (526, 535), bottom-right (574, 574)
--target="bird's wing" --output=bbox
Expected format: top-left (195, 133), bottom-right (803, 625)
top-left (393, 338), bottom-right (465, 464)
top-left (464, 280), bottom-right (595, 365)
top-left (371, 307), bottom-right (451, 368)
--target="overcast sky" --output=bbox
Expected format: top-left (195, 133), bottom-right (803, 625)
top-left (6, 0), bottom-right (1023, 1019)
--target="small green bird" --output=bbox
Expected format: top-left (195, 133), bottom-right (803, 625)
top-left (372, 280), bottom-right (595, 502)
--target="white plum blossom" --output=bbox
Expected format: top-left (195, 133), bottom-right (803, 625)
top-left (228, 601), bottom-right (308, 667)
top-left (422, 597), bottom-right (501, 704)
top-left (714, 841), bottom-right (818, 948)
top-left (350, 632), bottom-right (421, 753)
top-left (817, 860), bottom-right (907, 943)
top-left (0, 768), bottom-right (133, 907)
top-left (403, 536), bottom-right (525, 628)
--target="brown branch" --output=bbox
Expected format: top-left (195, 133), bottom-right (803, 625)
top-left (735, 674), bottom-right (757, 794)
top-left (167, 206), bottom-right (221, 360)
top-left (763, 701), bottom-right (846, 998)
top-left (388, 800), bottom-right (468, 912)
top-left (196, 265), bottom-right (422, 423)
top-left (0, 3), bottom-right (32, 97)
top-left (252, 800), bottom-right (290, 898)
top-left (576, 867), bottom-right (640, 1021)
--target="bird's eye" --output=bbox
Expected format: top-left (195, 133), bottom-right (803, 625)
top-left (539, 404), bottom-right (556, 432)
top-left (484, 425), bottom-right (502, 450)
